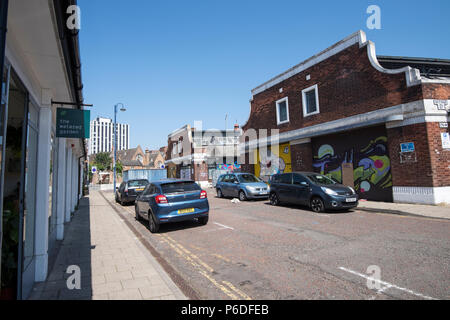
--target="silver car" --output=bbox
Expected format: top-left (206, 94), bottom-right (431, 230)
top-left (216, 173), bottom-right (270, 201)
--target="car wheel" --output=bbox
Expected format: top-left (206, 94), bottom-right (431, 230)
top-left (239, 190), bottom-right (247, 201)
top-left (311, 197), bottom-right (325, 213)
top-left (270, 192), bottom-right (280, 206)
top-left (115, 193), bottom-right (119, 203)
top-left (217, 188), bottom-right (223, 198)
top-left (198, 216), bottom-right (209, 225)
top-left (148, 212), bottom-right (160, 233)
top-left (120, 199), bottom-right (126, 206)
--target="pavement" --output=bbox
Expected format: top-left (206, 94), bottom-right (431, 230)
top-left (28, 191), bottom-right (186, 300)
top-left (357, 200), bottom-right (450, 220)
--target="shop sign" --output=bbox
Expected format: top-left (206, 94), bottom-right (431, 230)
top-left (56, 108), bottom-right (90, 138)
top-left (439, 122), bottom-right (448, 128)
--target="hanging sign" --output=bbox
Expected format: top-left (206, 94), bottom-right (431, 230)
top-left (56, 108), bottom-right (90, 138)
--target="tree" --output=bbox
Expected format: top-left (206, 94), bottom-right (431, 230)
top-left (116, 161), bottom-right (123, 177)
top-left (93, 152), bottom-right (112, 171)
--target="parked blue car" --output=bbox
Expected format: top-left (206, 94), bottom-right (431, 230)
top-left (216, 173), bottom-right (270, 201)
top-left (135, 179), bottom-right (209, 233)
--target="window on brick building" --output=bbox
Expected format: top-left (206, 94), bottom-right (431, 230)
top-left (276, 97), bottom-right (290, 125)
top-left (302, 84), bottom-right (320, 117)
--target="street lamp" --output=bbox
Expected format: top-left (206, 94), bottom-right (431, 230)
top-left (114, 103), bottom-right (127, 193)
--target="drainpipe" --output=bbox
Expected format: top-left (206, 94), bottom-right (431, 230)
top-left (0, 0), bottom-right (8, 292)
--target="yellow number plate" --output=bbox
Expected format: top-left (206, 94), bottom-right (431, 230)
top-left (178, 208), bottom-right (195, 214)
top-left (136, 188), bottom-right (144, 191)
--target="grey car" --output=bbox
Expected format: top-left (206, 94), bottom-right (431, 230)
top-left (216, 173), bottom-right (270, 201)
top-left (269, 172), bottom-right (358, 213)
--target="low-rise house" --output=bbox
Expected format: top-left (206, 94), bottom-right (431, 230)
top-left (166, 124), bottom-right (242, 188)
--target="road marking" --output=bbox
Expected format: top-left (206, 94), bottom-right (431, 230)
top-left (222, 280), bottom-right (252, 300)
top-left (338, 267), bottom-right (437, 300)
top-left (213, 222), bottom-right (234, 230)
top-left (158, 235), bottom-right (241, 300)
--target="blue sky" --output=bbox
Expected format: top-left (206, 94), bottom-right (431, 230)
top-left (78, 0), bottom-right (449, 150)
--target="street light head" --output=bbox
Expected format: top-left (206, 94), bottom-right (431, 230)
top-left (120, 108), bottom-right (127, 112)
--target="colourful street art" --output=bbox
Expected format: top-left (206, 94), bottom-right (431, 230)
top-left (255, 143), bottom-right (292, 179)
top-left (216, 163), bottom-right (242, 172)
top-left (312, 126), bottom-right (393, 202)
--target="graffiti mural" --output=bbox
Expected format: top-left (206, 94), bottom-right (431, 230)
top-left (312, 126), bottom-right (393, 202)
top-left (255, 143), bottom-right (292, 179)
top-left (217, 163), bottom-right (242, 172)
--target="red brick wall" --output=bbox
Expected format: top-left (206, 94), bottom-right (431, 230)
top-left (426, 122), bottom-right (450, 187)
top-left (194, 162), bottom-right (209, 182)
top-left (243, 43), bottom-right (423, 137)
top-left (387, 123), bottom-right (434, 187)
top-left (421, 83), bottom-right (450, 100)
top-left (291, 143), bottom-right (313, 172)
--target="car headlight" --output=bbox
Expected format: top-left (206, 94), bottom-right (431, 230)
top-left (348, 187), bottom-right (356, 194)
top-left (321, 187), bottom-right (338, 196)
top-left (246, 186), bottom-right (256, 191)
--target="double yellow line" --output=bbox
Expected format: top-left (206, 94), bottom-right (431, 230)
top-left (157, 234), bottom-right (252, 300)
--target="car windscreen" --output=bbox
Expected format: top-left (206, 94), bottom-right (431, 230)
top-left (161, 182), bottom-right (201, 194)
top-left (238, 174), bottom-right (260, 183)
top-left (306, 174), bottom-right (336, 185)
top-left (128, 180), bottom-right (149, 187)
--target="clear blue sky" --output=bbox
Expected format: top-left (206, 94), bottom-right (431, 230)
top-left (78, 0), bottom-right (449, 150)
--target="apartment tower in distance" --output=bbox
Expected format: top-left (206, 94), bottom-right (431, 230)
top-left (89, 117), bottom-right (130, 155)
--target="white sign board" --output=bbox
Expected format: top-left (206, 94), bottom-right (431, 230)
top-left (91, 166), bottom-right (97, 174)
top-left (441, 133), bottom-right (450, 149)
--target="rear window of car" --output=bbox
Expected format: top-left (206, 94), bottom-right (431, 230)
top-left (128, 180), bottom-right (149, 187)
top-left (161, 182), bottom-right (201, 194)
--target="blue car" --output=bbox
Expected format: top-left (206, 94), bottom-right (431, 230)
top-left (216, 173), bottom-right (270, 201)
top-left (135, 179), bottom-right (209, 233)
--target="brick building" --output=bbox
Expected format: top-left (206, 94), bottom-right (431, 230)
top-left (166, 124), bottom-right (242, 188)
top-left (241, 30), bottom-right (450, 205)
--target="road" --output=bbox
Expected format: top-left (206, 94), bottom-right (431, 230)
top-left (103, 189), bottom-right (450, 300)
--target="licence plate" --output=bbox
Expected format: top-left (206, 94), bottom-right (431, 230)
top-left (136, 188), bottom-right (144, 191)
top-left (259, 191), bottom-right (268, 195)
top-left (346, 198), bottom-right (357, 202)
top-left (178, 208), bottom-right (195, 214)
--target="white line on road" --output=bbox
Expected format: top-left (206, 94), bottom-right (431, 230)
top-left (213, 222), bottom-right (234, 230)
top-left (338, 267), bottom-right (437, 300)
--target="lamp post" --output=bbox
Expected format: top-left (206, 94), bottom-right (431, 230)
top-left (113, 103), bottom-right (126, 193)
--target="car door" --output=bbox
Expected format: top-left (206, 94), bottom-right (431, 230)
top-left (221, 174), bottom-right (232, 197)
top-left (277, 173), bottom-right (293, 203)
top-left (291, 173), bottom-right (311, 205)
top-left (229, 174), bottom-right (241, 198)
top-left (138, 184), bottom-right (154, 217)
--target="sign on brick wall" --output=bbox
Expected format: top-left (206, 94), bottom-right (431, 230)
top-left (441, 132), bottom-right (450, 149)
